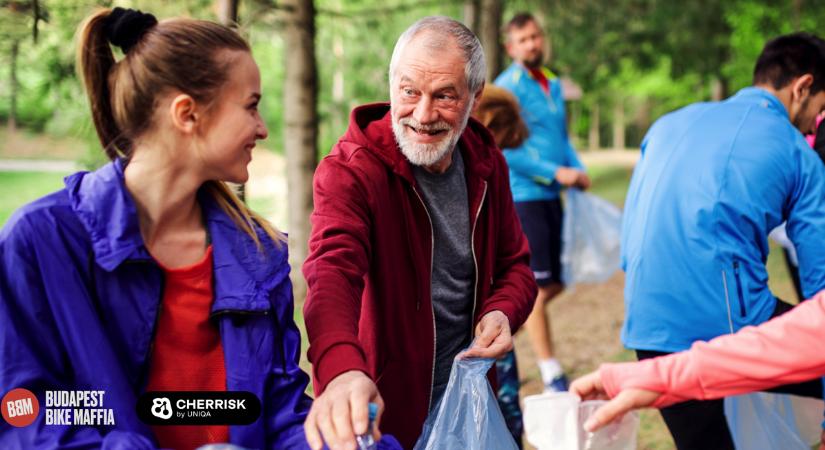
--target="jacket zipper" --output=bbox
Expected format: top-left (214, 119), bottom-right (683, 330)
top-left (721, 270), bottom-right (734, 333)
top-left (469, 182), bottom-right (487, 341)
top-left (733, 260), bottom-right (746, 317)
top-left (411, 186), bottom-right (437, 411)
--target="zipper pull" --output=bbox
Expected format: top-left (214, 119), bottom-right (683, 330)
top-left (733, 260), bottom-right (740, 274)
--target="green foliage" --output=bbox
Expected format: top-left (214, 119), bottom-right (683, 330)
top-left (6, 0), bottom-right (825, 156)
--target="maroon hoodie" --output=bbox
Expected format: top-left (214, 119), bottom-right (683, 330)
top-left (303, 103), bottom-right (536, 448)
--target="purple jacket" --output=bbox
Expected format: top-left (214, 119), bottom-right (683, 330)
top-left (0, 160), bottom-right (312, 449)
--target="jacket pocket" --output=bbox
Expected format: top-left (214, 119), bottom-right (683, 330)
top-left (733, 260), bottom-right (746, 317)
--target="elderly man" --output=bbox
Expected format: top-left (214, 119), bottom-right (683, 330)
top-left (302, 16), bottom-right (536, 450)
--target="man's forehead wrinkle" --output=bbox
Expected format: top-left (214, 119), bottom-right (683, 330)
top-left (400, 62), bottom-right (461, 78)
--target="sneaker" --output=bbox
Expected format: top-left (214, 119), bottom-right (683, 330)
top-left (544, 374), bottom-right (569, 392)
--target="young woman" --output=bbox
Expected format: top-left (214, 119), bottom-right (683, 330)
top-left (0, 8), bottom-right (311, 449)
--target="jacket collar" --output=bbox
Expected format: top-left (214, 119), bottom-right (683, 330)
top-left (341, 102), bottom-right (497, 183)
top-left (732, 87), bottom-right (789, 119)
top-left (66, 159), bottom-right (286, 313)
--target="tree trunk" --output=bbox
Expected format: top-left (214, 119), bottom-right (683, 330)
top-left (216, 0), bottom-right (245, 200)
top-left (463, 0), bottom-right (480, 35)
top-left (612, 99), bottom-right (625, 150)
top-left (710, 76), bottom-right (726, 101)
top-left (282, 0), bottom-right (318, 303)
top-left (791, 0), bottom-right (802, 31)
top-left (332, 34), bottom-right (345, 139)
top-left (9, 40), bottom-right (18, 133)
top-left (588, 103), bottom-right (600, 151)
top-left (216, 0), bottom-right (239, 27)
top-left (479, 0), bottom-right (502, 82)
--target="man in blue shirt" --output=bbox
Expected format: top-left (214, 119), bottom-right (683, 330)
top-left (622, 33), bottom-right (825, 449)
top-left (495, 12), bottom-right (589, 392)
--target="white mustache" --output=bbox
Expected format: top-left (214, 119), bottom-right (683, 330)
top-left (398, 117), bottom-right (451, 132)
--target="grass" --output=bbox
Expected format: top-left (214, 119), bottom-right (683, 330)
top-left (0, 172), bottom-right (67, 226)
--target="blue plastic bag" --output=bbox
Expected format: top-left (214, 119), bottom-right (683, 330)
top-left (413, 357), bottom-right (520, 450)
top-left (561, 189), bottom-right (622, 286)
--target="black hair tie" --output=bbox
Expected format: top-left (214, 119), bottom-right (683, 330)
top-left (103, 7), bottom-right (158, 54)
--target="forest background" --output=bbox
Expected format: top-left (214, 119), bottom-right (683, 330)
top-left (0, 1), bottom-right (820, 448)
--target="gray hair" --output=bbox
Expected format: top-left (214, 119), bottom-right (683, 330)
top-left (388, 16), bottom-right (486, 94)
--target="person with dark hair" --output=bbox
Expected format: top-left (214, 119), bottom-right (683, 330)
top-left (302, 16), bottom-right (536, 450)
top-left (495, 12), bottom-right (590, 394)
top-left (772, 112), bottom-right (825, 302)
top-left (0, 7), bottom-right (316, 449)
top-left (616, 32), bottom-right (825, 449)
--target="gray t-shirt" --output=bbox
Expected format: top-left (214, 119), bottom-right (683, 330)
top-left (412, 149), bottom-right (475, 409)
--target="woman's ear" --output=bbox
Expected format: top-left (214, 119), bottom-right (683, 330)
top-left (169, 93), bottom-right (198, 134)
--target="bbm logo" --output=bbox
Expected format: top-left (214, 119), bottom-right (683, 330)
top-left (150, 398), bottom-right (173, 420)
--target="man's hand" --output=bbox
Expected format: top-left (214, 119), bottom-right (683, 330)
top-left (304, 370), bottom-right (384, 450)
top-left (570, 370), bottom-right (661, 432)
top-left (459, 310), bottom-right (513, 359)
top-left (555, 167), bottom-right (590, 190)
top-left (576, 172), bottom-right (592, 190)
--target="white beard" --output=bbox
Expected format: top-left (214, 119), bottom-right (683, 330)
top-left (392, 105), bottom-right (472, 167)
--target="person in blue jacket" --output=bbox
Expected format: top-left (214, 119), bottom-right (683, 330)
top-left (494, 12), bottom-right (590, 392)
top-left (621, 32), bottom-right (825, 450)
top-left (0, 8), bottom-right (317, 449)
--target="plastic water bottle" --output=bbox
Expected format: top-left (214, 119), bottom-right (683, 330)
top-left (355, 402), bottom-right (378, 450)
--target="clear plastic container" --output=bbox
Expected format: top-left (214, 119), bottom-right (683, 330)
top-left (524, 392), bottom-right (638, 450)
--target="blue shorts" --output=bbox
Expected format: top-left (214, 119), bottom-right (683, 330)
top-left (514, 199), bottom-right (563, 286)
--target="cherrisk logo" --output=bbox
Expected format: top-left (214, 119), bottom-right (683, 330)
top-left (138, 391), bottom-right (260, 425)
top-left (150, 398), bottom-right (173, 420)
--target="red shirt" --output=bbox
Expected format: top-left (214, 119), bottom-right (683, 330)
top-left (528, 67), bottom-right (550, 94)
top-left (146, 246), bottom-right (229, 450)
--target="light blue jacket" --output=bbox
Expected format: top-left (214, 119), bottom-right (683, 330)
top-left (621, 87), bottom-right (825, 353)
top-left (494, 64), bottom-right (584, 202)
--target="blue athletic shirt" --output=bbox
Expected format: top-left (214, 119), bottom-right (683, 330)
top-left (494, 63), bottom-right (584, 202)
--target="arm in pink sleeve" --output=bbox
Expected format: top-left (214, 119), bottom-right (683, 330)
top-left (601, 291), bottom-right (825, 408)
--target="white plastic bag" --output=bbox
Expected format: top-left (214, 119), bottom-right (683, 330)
top-left (724, 392), bottom-right (824, 450)
top-left (561, 189), bottom-right (622, 286)
top-left (523, 392), bottom-right (638, 450)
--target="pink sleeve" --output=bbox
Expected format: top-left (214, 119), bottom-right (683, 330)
top-left (601, 291), bottom-right (825, 408)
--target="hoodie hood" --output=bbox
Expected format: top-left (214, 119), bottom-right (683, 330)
top-left (336, 102), bottom-right (498, 182)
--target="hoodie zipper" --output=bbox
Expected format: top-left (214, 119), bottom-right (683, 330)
top-left (733, 260), bottom-right (746, 317)
top-left (469, 182), bottom-right (487, 340)
top-left (411, 186), bottom-right (437, 412)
